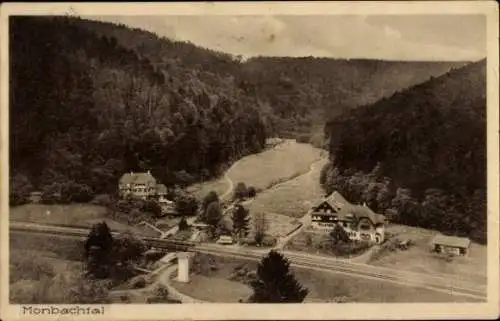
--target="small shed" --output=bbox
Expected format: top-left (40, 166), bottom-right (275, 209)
top-left (431, 234), bottom-right (471, 256)
top-left (28, 191), bottom-right (43, 204)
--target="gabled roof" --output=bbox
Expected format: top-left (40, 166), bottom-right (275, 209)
top-left (431, 234), bottom-right (471, 248)
top-left (313, 191), bottom-right (349, 211)
top-left (313, 191), bottom-right (385, 225)
top-left (342, 204), bottom-right (385, 225)
top-left (119, 171), bottom-right (156, 185)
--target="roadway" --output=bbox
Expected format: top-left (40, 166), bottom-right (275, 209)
top-left (10, 221), bottom-right (487, 301)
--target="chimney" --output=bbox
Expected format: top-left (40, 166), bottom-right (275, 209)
top-left (147, 170), bottom-right (151, 175)
top-left (130, 171), bottom-right (134, 175)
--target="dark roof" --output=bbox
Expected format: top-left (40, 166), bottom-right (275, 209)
top-left (119, 172), bottom-right (156, 185)
top-left (338, 204), bottom-right (385, 225)
top-left (432, 234), bottom-right (471, 248)
top-left (313, 191), bottom-right (385, 225)
top-left (313, 191), bottom-right (349, 211)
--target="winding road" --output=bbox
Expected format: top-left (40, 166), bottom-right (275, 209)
top-left (9, 140), bottom-right (488, 303)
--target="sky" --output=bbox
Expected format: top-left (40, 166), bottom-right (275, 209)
top-left (92, 14), bottom-right (486, 61)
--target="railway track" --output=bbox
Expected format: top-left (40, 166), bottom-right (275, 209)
top-left (10, 221), bottom-right (487, 300)
top-left (195, 246), bottom-right (486, 300)
top-left (10, 221), bottom-right (196, 251)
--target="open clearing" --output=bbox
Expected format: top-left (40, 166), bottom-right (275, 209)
top-left (171, 275), bottom-right (252, 302)
top-left (186, 253), bottom-right (472, 303)
top-left (9, 233), bottom-right (178, 304)
top-left (187, 140), bottom-right (323, 200)
top-left (294, 267), bottom-right (478, 303)
top-left (186, 179), bottom-right (228, 201)
top-left (368, 224), bottom-right (487, 285)
top-left (10, 231), bottom-right (85, 262)
top-left (9, 233), bottom-right (84, 304)
top-left (227, 140), bottom-right (322, 191)
top-left (185, 138), bottom-right (288, 200)
top-left (246, 212), bottom-right (301, 238)
top-left (10, 204), bottom-right (147, 234)
top-left (247, 157), bottom-right (328, 219)
top-left (189, 140), bottom-right (326, 238)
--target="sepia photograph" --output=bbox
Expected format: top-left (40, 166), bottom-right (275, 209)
top-left (1, 2), bottom-right (499, 320)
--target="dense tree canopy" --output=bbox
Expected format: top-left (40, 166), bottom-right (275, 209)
top-left (10, 17), bottom-right (466, 201)
top-left (323, 60), bottom-right (487, 243)
top-left (10, 17), bottom-right (267, 199)
top-left (84, 222), bottom-right (114, 278)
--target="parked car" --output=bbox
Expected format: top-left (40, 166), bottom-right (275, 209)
top-left (216, 235), bottom-right (234, 245)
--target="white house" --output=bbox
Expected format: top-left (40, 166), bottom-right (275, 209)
top-left (310, 191), bottom-right (386, 244)
top-left (119, 171), bottom-right (157, 200)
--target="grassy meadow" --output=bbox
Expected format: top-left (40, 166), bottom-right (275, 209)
top-left (226, 140), bottom-right (322, 191)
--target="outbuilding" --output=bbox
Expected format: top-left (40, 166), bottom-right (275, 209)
top-left (431, 234), bottom-right (471, 256)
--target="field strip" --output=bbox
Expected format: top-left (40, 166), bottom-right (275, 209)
top-left (10, 225), bottom-right (486, 301)
top-left (193, 248), bottom-right (485, 301)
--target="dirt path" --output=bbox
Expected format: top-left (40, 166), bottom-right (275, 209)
top-left (108, 259), bottom-right (203, 303)
top-left (110, 141), bottom-right (326, 303)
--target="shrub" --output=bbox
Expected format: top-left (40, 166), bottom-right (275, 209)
top-left (173, 170), bottom-right (195, 187)
top-left (9, 173), bottom-right (33, 206)
top-left (178, 217), bottom-right (189, 230)
top-left (91, 194), bottom-right (112, 206)
top-left (331, 240), bottom-right (372, 257)
top-left (153, 284), bottom-right (170, 298)
top-left (202, 191), bottom-right (219, 211)
top-left (39, 181), bottom-right (95, 204)
top-left (140, 199), bottom-right (162, 217)
top-left (64, 182), bottom-right (94, 203)
top-left (175, 192), bottom-right (199, 216)
top-left (247, 186), bottom-right (257, 198)
top-left (40, 183), bottom-right (63, 204)
top-left (233, 182), bottom-right (248, 200)
top-left (261, 235), bottom-right (277, 247)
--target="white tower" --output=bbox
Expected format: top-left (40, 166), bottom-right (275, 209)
top-left (177, 252), bottom-right (190, 283)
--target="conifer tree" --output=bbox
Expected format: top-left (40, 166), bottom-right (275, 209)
top-left (249, 250), bottom-right (309, 303)
top-left (84, 222), bottom-right (114, 278)
top-left (232, 204), bottom-right (250, 238)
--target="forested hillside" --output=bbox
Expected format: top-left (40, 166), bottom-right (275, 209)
top-left (9, 16), bottom-right (468, 204)
top-left (321, 60), bottom-right (487, 243)
top-left (241, 57), bottom-right (468, 138)
top-left (77, 19), bottom-right (467, 140)
top-left (10, 16), bottom-right (267, 202)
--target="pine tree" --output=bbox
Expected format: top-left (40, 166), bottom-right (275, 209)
top-left (202, 190), bottom-right (219, 212)
top-left (203, 201), bottom-right (222, 238)
top-left (249, 250), bottom-right (309, 303)
top-left (232, 204), bottom-right (250, 238)
top-left (84, 222), bottom-right (114, 278)
top-left (233, 182), bottom-right (248, 200)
